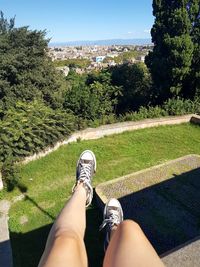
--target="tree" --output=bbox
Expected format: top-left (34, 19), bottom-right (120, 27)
top-left (188, 0), bottom-right (200, 98)
top-left (0, 11), bottom-right (15, 33)
top-left (64, 70), bottom-right (121, 123)
top-left (0, 12), bottom-right (66, 113)
top-left (111, 63), bottom-right (152, 113)
top-left (145, 0), bottom-right (194, 103)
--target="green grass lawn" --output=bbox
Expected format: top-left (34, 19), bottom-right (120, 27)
top-left (2, 123), bottom-right (200, 267)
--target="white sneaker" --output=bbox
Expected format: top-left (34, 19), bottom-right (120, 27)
top-left (99, 198), bottom-right (123, 250)
top-left (72, 150), bottom-right (96, 207)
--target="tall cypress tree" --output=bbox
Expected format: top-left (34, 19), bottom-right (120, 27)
top-left (188, 0), bottom-right (200, 98)
top-left (145, 0), bottom-right (194, 103)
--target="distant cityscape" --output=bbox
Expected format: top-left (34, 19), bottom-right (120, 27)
top-left (48, 42), bottom-right (153, 75)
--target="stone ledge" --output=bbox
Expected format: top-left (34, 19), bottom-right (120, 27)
top-left (95, 154), bottom-right (200, 204)
top-left (161, 237), bottom-right (200, 267)
top-left (0, 172), bottom-right (3, 191)
top-left (190, 114), bottom-right (200, 125)
top-left (22, 114), bottom-right (197, 165)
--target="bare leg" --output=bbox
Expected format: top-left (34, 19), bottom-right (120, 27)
top-left (38, 183), bottom-right (88, 267)
top-left (103, 220), bottom-right (165, 267)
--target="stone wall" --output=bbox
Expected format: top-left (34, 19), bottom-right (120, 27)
top-left (0, 172), bottom-right (3, 190)
top-left (22, 114), bottom-right (195, 164)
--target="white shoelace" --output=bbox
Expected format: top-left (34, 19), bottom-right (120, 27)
top-left (73, 162), bottom-right (93, 207)
top-left (79, 162), bottom-right (92, 182)
top-left (99, 210), bottom-right (121, 231)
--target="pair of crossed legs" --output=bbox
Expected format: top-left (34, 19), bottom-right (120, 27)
top-left (38, 150), bottom-right (164, 267)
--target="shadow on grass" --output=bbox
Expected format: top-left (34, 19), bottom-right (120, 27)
top-left (24, 195), bottom-right (55, 221)
top-left (10, 224), bottom-right (52, 267)
top-left (85, 202), bottom-right (104, 267)
top-left (15, 182), bottom-right (56, 220)
top-left (0, 239), bottom-right (13, 267)
top-left (10, 199), bottom-right (104, 267)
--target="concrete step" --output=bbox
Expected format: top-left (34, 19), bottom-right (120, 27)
top-left (162, 237), bottom-right (200, 267)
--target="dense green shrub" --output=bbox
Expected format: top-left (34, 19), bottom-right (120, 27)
top-left (1, 159), bottom-right (21, 191)
top-left (119, 98), bottom-right (200, 122)
top-left (64, 71), bottom-right (121, 122)
top-left (163, 97), bottom-right (200, 115)
top-left (0, 101), bottom-right (76, 163)
top-left (73, 97), bottom-right (200, 126)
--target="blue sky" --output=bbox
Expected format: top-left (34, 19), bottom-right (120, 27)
top-left (0, 0), bottom-right (154, 42)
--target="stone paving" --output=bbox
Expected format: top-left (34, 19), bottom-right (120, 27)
top-left (0, 200), bottom-right (12, 267)
top-left (162, 237), bottom-right (200, 267)
top-left (96, 154), bottom-right (200, 266)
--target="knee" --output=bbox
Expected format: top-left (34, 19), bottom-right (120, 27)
top-left (51, 229), bottom-right (86, 254)
top-left (118, 219), bottom-right (142, 233)
top-left (54, 229), bottom-right (82, 245)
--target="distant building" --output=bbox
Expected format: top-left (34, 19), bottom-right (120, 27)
top-left (108, 61), bottom-right (116, 67)
top-left (95, 56), bottom-right (106, 63)
top-left (75, 68), bottom-right (85, 74)
top-left (124, 57), bottom-right (136, 64)
top-left (107, 53), bottom-right (118, 58)
top-left (56, 66), bottom-right (70, 76)
top-left (136, 55), bottom-right (145, 62)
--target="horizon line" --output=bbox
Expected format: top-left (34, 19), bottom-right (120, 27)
top-left (50, 37), bottom-right (152, 43)
top-left (49, 38), bottom-right (152, 47)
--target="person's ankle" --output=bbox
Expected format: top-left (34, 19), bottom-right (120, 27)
top-left (73, 182), bottom-right (87, 196)
top-left (110, 225), bottom-right (118, 239)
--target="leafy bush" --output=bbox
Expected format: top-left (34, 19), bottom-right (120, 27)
top-left (119, 106), bottom-right (165, 122)
top-left (0, 101), bottom-right (76, 163)
top-left (163, 97), bottom-right (200, 115)
top-left (1, 159), bottom-right (21, 191)
top-left (64, 70), bottom-right (121, 122)
top-left (119, 98), bottom-right (200, 122)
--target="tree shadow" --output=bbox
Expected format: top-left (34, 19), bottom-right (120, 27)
top-left (23, 195), bottom-right (55, 221)
top-left (9, 183), bottom-right (56, 266)
top-left (10, 198), bottom-right (104, 267)
top-left (0, 239), bottom-right (13, 267)
top-left (10, 224), bottom-right (52, 267)
top-left (15, 182), bottom-right (55, 220)
top-left (85, 200), bottom-right (104, 267)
